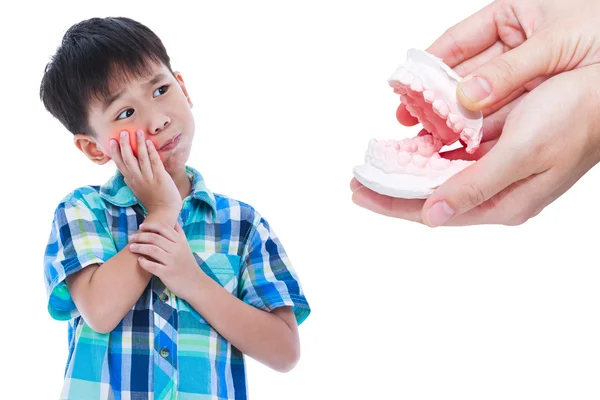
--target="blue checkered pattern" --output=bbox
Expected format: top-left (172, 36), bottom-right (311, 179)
top-left (43, 165), bottom-right (310, 399)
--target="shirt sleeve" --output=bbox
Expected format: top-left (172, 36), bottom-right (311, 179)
top-left (43, 191), bottom-right (117, 321)
top-left (238, 213), bottom-right (311, 325)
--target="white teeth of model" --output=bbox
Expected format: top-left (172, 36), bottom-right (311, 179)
top-left (410, 80), bottom-right (423, 92)
top-left (384, 147), bottom-right (396, 161)
top-left (412, 154), bottom-right (428, 168)
top-left (399, 72), bottom-right (414, 86)
top-left (423, 90), bottom-right (435, 103)
top-left (433, 100), bottom-right (449, 118)
top-left (353, 48), bottom-right (484, 199)
top-left (429, 156), bottom-right (450, 171)
top-left (397, 151), bottom-right (411, 166)
top-left (417, 143), bottom-right (434, 157)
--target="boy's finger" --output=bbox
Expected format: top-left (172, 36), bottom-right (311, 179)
top-left (145, 139), bottom-right (165, 175)
top-left (137, 256), bottom-right (163, 276)
top-left (139, 221), bottom-right (178, 242)
top-left (120, 131), bottom-right (141, 177)
top-left (130, 231), bottom-right (174, 250)
top-left (109, 139), bottom-right (128, 174)
top-left (130, 243), bottom-right (168, 264)
top-left (426, 1), bottom-right (499, 67)
top-left (135, 130), bottom-right (153, 178)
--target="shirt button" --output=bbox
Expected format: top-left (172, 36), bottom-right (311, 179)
top-left (159, 293), bottom-right (169, 302)
top-left (160, 348), bottom-right (169, 358)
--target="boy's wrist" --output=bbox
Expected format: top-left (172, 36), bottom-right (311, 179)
top-left (144, 209), bottom-right (180, 228)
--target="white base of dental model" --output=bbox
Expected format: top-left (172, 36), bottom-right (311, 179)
top-left (353, 49), bottom-right (484, 199)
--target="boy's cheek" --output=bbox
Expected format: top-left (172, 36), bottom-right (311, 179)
top-left (107, 128), bottom-right (157, 157)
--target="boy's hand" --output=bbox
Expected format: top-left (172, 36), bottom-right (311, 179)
top-left (128, 221), bottom-right (202, 299)
top-left (110, 130), bottom-right (182, 220)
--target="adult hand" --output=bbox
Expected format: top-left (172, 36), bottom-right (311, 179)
top-left (110, 130), bottom-right (182, 221)
top-left (352, 0), bottom-right (600, 226)
top-left (352, 64), bottom-right (600, 226)
top-left (398, 0), bottom-right (600, 123)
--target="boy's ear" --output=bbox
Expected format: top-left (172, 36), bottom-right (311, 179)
top-left (174, 71), bottom-right (193, 108)
top-left (74, 134), bottom-right (111, 165)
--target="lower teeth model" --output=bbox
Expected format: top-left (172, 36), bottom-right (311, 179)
top-left (353, 48), bottom-right (484, 199)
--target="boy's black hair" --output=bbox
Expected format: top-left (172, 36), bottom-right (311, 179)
top-left (39, 17), bottom-right (174, 136)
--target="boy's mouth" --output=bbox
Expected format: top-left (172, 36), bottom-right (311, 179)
top-left (159, 133), bottom-right (182, 151)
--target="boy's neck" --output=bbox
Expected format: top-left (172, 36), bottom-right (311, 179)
top-left (170, 168), bottom-right (193, 200)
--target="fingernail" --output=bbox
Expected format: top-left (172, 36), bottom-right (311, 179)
top-left (139, 224), bottom-right (144, 229)
top-left (121, 131), bottom-right (128, 139)
top-left (137, 130), bottom-right (143, 138)
top-left (459, 76), bottom-right (491, 103)
top-left (426, 201), bottom-right (455, 227)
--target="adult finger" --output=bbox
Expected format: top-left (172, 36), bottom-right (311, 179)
top-left (421, 140), bottom-right (530, 227)
top-left (351, 186), bottom-right (425, 222)
top-left (350, 177), bottom-right (363, 192)
top-left (442, 168), bottom-right (557, 226)
top-left (456, 34), bottom-right (554, 111)
top-left (426, 1), bottom-right (499, 67)
top-left (453, 40), bottom-right (512, 78)
top-left (481, 86), bottom-right (526, 118)
top-left (479, 92), bottom-right (526, 142)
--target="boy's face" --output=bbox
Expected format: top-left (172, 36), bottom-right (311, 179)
top-left (74, 61), bottom-right (195, 174)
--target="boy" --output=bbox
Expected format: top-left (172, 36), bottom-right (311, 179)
top-left (41, 17), bottom-right (310, 400)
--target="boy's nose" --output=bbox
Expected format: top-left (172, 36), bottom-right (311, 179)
top-left (151, 116), bottom-right (171, 134)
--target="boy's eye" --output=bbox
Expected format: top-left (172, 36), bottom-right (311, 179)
top-left (115, 85), bottom-right (168, 120)
top-left (153, 85), bottom-right (169, 97)
top-left (117, 108), bottom-right (134, 120)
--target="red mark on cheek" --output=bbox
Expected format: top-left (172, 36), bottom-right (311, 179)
top-left (108, 127), bottom-right (157, 157)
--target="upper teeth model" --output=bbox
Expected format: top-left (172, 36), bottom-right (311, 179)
top-left (353, 48), bottom-right (484, 199)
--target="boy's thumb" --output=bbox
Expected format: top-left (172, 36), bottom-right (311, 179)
top-left (456, 35), bottom-right (551, 111)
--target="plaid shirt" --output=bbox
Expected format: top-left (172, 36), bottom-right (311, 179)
top-left (43, 165), bottom-right (310, 400)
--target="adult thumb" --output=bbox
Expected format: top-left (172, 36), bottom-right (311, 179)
top-left (456, 35), bottom-right (552, 111)
top-left (422, 145), bottom-right (526, 227)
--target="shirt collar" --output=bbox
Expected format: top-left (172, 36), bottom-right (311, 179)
top-left (98, 165), bottom-right (217, 218)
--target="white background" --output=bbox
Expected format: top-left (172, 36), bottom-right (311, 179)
top-left (2, 0), bottom-right (600, 399)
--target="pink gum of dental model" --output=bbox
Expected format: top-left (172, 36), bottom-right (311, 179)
top-left (366, 136), bottom-right (472, 177)
top-left (389, 49), bottom-right (483, 152)
top-left (352, 49), bottom-right (484, 199)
